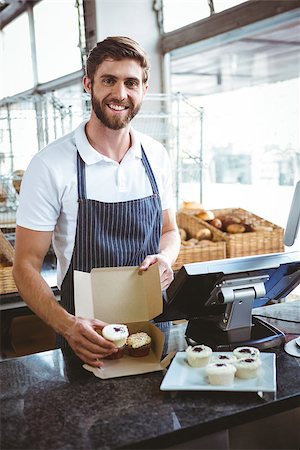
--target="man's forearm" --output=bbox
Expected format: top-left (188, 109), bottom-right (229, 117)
top-left (159, 229), bottom-right (181, 265)
top-left (13, 264), bottom-right (74, 336)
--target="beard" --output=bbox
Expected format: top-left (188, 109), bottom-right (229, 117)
top-left (91, 87), bottom-right (142, 130)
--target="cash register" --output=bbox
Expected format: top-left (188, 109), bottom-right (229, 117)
top-left (166, 181), bottom-right (300, 351)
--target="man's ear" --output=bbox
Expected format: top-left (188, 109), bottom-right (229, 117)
top-left (143, 83), bottom-right (149, 96)
top-left (83, 75), bottom-right (92, 94)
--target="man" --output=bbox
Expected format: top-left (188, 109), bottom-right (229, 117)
top-left (13, 36), bottom-right (180, 368)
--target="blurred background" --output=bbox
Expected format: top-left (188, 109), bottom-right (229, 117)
top-left (0, 0), bottom-right (299, 229)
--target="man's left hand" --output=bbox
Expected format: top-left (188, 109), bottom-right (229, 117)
top-left (139, 254), bottom-right (174, 290)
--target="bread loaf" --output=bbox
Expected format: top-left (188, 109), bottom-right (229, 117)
top-left (195, 210), bottom-right (215, 221)
top-left (226, 223), bottom-right (246, 234)
top-left (179, 228), bottom-right (187, 241)
top-left (181, 201), bottom-right (203, 210)
top-left (196, 228), bottom-right (212, 241)
top-left (208, 218), bottom-right (222, 229)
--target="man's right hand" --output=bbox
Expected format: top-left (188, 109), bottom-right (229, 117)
top-left (63, 317), bottom-right (118, 367)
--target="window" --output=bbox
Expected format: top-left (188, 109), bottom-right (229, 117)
top-left (213, 153), bottom-right (251, 184)
top-left (33, 0), bottom-right (82, 83)
top-left (180, 78), bottom-right (300, 226)
top-left (162, 0), bottom-right (249, 32)
top-left (0, 13), bottom-right (33, 98)
top-left (162, 0), bottom-right (210, 32)
top-left (212, 0), bottom-right (248, 13)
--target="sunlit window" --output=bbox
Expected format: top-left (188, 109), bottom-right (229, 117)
top-left (163, 0), bottom-right (210, 32)
top-left (33, 0), bottom-right (82, 83)
top-left (162, 0), bottom-right (249, 32)
top-left (212, 0), bottom-right (248, 13)
top-left (0, 13), bottom-right (33, 98)
top-left (179, 78), bottom-right (300, 226)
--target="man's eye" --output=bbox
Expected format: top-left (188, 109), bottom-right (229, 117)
top-left (103, 78), bottom-right (114, 85)
top-left (126, 80), bottom-right (138, 88)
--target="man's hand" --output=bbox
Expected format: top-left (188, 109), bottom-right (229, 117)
top-left (139, 253), bottom-right (174, 290)
top-left (63, 317), bottom-right (118, 367)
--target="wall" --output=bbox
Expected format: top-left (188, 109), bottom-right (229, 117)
top-left (95, 0), bottom-right (164, 94)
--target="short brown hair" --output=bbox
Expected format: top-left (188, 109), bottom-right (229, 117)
top-left (86, 36), bottom-right (150, 83)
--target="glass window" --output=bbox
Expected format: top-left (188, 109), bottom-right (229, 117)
top-left (179, 78), bottom-right (300, 226)
top-left (213, 153), bottom-right (251, 184)
top-left (163, 0), bottom-right (210, 32)
top-left (0, 13), bottom-right (33, 98)
top-left (162, 0), bottom-right (249, 32)
top-left (33, 0), bottom-right (82, 83)
top-left (212, 0), bottom-right (249, 13)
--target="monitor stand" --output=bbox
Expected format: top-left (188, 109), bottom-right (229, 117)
top-left (185, 316), bottom-right (285, 351)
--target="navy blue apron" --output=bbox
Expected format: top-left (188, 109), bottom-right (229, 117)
top-left (59, 145), bottom-right (162, 349)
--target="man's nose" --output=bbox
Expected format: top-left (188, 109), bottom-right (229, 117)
top-left (111, 82), bottom-right (127, 100)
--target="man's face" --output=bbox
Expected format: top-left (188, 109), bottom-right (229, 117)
top-left (87, 58), bottom-right (148, 130)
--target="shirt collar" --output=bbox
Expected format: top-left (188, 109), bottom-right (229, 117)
top-left (74, 120), bottom-right (142, 165)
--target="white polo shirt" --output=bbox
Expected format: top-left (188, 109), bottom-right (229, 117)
top-left (17, 121), bottom-right (174, 286)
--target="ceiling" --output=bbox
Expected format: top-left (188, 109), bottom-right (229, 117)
top-left (170, 22), bottom-right (300, 96)
top-left (166, 4), bottom-right (300, 95)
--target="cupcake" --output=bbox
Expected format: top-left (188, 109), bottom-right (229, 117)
top-left (235, 357), bottom-right (261, 379)
top-left (233, 346), bottom-right (260, 360)
top-left (211, 353), bottom-right (237, 365)
top-left (102, 323), bottom-right (129, 347)
top-left (206, 362), bottom-right (236, 386)
top-left (102, 324), bottom-right (129, 360)
top-left (126, 332), bottom-right (152, 357)
top-left (185, 344), bottom-right (212, 367)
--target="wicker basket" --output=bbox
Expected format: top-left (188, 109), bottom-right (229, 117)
top-left (173, 213), bottom-right (226, 271)
top-left (0, 230), bottom-right (14, 264)
top-left (0, 265), bottom-right (18, 295)
top-left (0, 230), bottom-right (17, 294)
top-left (194, 208), bottom-right (284, 258)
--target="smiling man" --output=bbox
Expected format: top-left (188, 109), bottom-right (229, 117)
top-left (13, 36), bottom-right (180, 367)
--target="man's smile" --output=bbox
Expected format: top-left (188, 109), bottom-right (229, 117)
top-left (107, 103), bottom-right (129, 111)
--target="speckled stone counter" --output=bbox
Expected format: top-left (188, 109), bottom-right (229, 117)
top-left (1, 306), bottom-right (300, 450)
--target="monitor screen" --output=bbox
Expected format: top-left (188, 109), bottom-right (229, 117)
top-left (166, 251), bottom-right (300, 319)
top-left (284, 180), bottom-right (300, 247)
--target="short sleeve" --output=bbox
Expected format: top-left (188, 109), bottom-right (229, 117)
top-left (16, 155), bottom-right (61, 231)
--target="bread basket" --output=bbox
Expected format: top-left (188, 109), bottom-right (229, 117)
top-left (194, 208), bottom-right (284, 258)
top-left (173, 213), bottom-right (226, 271)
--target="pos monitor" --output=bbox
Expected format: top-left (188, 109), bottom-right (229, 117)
top-left (166, 181), bottom-right (300, 351)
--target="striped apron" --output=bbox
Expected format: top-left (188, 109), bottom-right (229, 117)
top-left (59, 146), bottom-right (162, 349)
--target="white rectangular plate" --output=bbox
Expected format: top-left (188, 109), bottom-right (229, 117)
top-left (160, 352), bottom-right (276, 392)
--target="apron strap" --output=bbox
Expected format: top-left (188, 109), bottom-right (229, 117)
top-left (141, 145), bottom-right (160, 195)
top-left (77, 152), bottom-right (87, 199)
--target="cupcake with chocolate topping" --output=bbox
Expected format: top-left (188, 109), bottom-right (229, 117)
top-left (186, 344), bottom-right (212, 367)
top-left (233, 346), bottom-right (260, 360)
top-left (235, 357), bottom-right (261, 379)
top-left (102, 324), bottom-right (129, 360)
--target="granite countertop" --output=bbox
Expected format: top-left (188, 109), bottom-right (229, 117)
top-left (1, 303), bottom-right (300, 450)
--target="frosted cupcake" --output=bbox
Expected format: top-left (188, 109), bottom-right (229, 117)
top-left (102, 324), bottom-right (129, 359)
top-left (126, 332), bottom-right (152, 357)
top-left (206, 362), bottom-right (236, 386)
top-left (235, 357), bottom-right (261, 379)
top-left (233, 346), bottom-right (260, 360)
top-left (102, 323), bottom-right (129, 348)
top-left (186, 344), bottom-right (212, 367)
